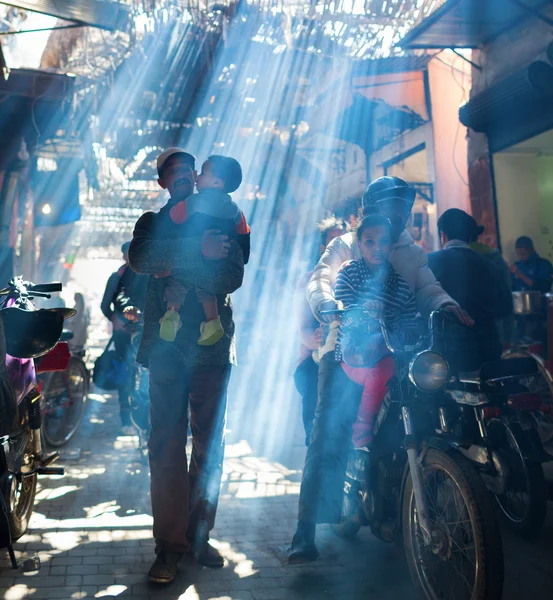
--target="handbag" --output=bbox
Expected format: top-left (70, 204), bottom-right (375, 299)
top-left (93, 337), bottom-right (129, 391)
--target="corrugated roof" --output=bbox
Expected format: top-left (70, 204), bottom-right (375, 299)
top-left (398, 0), bottom-right (549, 50)
top-left (352, 54), bottom-right (432, 76)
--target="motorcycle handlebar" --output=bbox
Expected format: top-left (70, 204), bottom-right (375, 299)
top-left (29, 283), bottom-right (62, 293)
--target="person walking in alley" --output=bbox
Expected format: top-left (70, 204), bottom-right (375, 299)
top-left (101, 242), bottom-right (148, 435)
top-left (128, 148), bottom-right (246, 584)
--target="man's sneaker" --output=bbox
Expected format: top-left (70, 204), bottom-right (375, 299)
top-left (147, 550), bottom-right (182, 584)
top-left (197, 317), bottom-right (224, 346)
top-left (159, 309), bottom-right (181, 342)
top-left (194, 540), bottom-right (224, 568)
top-left (119, 425), bottom-right (136, 437)
top-left (287, 522), bottom-right (319, 565)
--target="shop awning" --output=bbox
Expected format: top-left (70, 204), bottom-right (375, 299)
top-left (0, 1), bottom-right (130, 32)
top-left (398, 0), bottom-right (550, 50)
top-left (459, 60), bottom-right (553, 152)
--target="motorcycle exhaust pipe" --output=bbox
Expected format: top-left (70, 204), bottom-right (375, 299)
top-left (36, 467), bottom-right (64, 476)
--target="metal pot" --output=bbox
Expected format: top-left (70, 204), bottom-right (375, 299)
top-left (512, 291), bottom-right (543, 315)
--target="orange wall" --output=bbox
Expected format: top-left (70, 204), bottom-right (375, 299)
top-left (427, 53), bottom-right (471, 216)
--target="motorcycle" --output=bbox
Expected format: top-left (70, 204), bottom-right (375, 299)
top-left (326, 307), bottom-right (504, 600)
top-left (434, 314), bottom-right (552, 537)
top-left (0, 277), bottom-right (73, 567)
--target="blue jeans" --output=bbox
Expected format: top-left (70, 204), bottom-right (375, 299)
top-left (297, 352), bottom-right (363, 524)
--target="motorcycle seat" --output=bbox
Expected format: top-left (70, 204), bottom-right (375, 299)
top-left (458, 357), bottom-right (538, 385)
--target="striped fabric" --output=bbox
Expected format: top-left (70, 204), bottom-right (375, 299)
top-left (335, 259), bottom-right (418, 332)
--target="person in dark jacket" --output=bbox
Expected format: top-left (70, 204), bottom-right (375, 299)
top-left (428, 209), bottom-right (513, 371)
top-left (101, 241), bottom-right (148, 433)
top-left (511, 236), bottom-right (553, 294)
top-left (128, 148), bottom-right (245, 584)
top-left (469, 226), bottom-right (513, 346)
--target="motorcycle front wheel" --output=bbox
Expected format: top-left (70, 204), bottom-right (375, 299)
top-left (403, 449), bottom-right (504, 600)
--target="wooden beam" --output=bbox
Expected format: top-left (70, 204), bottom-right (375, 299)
top-left (0, 1), bottom-right (130, 32)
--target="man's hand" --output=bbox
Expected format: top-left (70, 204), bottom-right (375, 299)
top-left (509, 264), bottom-right (521, 277)
top-left (201, 230), bottom-right (230, 260)
top-left (318, 299), bottom-right (342, 323)
top-left (314, 327), bottom-right (326, 346)
top-left (123, 306), bottom-right (141, 323)
top-left (444, 305), bottom-right (475, 327)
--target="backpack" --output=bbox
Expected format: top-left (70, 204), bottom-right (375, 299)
top-left (92, 337), bottom-right (129, 391)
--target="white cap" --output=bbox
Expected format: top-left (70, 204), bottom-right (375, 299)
top-left (156, 147), bottom-right (195, 175)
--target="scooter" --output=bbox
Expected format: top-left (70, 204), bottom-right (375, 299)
top-left (0, 277), bottom-right (74, 567)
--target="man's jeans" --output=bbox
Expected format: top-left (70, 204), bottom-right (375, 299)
top-left (113, 331), bottom-right (133, 420)
top-left (148, 350), bottom-right (231, 553)
top-left (298, 352), bottom-right (363, 524)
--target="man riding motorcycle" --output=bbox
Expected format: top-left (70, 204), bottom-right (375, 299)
top-left (289, 176), bottom-right (473, 563)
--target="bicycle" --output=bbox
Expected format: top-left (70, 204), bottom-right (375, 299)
top-left (38, 331), bottom-right (90, 448)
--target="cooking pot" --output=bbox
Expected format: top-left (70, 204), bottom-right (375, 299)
top-left (512, 291), bottom-right (543, 315)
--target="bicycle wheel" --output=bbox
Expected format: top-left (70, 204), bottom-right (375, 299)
top-left (41, 357), bottom-right (89, 447)
top-left (502, 349), bottom-right (553, 444)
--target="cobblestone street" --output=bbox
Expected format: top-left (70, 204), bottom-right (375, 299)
top-left (0, 378), bottom-right (551, 600)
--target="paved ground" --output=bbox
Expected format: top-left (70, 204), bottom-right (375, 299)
top-left (1, 254), bottom-right (552, 599)
top-left (0, 381), bottom-right (551, 600)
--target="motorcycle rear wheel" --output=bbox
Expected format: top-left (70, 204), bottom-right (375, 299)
top-left (489, 420), bottom-right (547, 537)
top-left (403, 449), bottom-right (503, 600)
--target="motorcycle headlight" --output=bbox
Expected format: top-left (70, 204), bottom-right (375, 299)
top-left (409, 350), bottom-right (450, 392)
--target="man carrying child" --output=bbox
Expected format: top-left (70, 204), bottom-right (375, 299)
top-left (129, 148), bottom-right (248, 584)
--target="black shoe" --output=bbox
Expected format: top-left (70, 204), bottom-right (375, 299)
top-left (288, 522), bottom-right (319, 565)
top-left (288, 540), bottom-right (320, 564)
top-left (147, 550), bottom-right (182, 584)
top-left (194, 540), bottom-right (224, 568)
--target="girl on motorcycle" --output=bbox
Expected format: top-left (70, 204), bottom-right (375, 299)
top-left (335, 214), bottom-right (417, 448)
